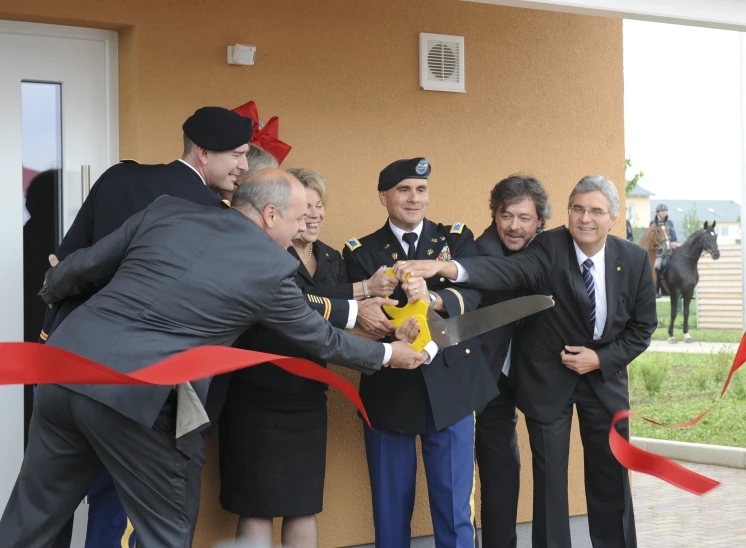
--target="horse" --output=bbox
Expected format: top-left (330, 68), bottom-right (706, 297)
top-left (638, 221), bottom-right (671, 285)
top-left (660, 221), bottom-right (720, 343)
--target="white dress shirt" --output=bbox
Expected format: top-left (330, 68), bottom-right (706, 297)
top-left (572, 241), bottom-right (607, 341)
top-left (388, 219), bottom-right (424, 257)
top-left (177, 158), bottom-right (206, 185)
top-left (389, 219), bottom-right (437, 363)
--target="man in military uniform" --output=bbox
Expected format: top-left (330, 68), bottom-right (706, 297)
top-left (474, 175), bottom-right (550, 548)
top-left (342, 158), bottom-right (497, 548)
top-left (40, 106), bottom-right (270, 548)
top-left (216, 143), bottom-right (279, 203)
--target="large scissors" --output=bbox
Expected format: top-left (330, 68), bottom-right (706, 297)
top-left (380, 268), bottom-right (554, 351)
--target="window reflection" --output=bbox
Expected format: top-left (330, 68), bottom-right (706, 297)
top-left (21, 82), bottom-right (62, 449)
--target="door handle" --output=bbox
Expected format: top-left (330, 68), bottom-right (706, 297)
top-left (81, 164), bottom-right (91, 202)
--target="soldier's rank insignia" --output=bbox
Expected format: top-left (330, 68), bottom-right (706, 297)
top-left (345, 238), bottom-right (362, 251)
top-left (431, 238), bottom-right (438, 243)
top-left (427, 249), bottom-right (434, 256)
top-left (384, 244), bottom-right (390, 249)
top-left (392, 253), bottom-right (398, 260)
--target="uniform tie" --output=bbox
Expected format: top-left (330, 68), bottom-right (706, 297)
top-left (402, 232), bottom-right (418, 260)
top-left (582, 258), bottom-right (596, 325)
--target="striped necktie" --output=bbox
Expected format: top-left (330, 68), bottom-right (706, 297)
top-left (582, 258), bottom-right (596, 326)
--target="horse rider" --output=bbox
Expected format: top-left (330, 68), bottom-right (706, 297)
top-left (650, 203), bottom-right (678, 296)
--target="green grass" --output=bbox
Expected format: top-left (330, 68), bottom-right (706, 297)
top-left (652, 297), bottom-right (743, 343)
top-left (629, 351), bottom-right (746, 447)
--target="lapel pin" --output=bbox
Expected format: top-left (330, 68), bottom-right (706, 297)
top-left (617, 266), bottom-right (621, 271)
top-left (427, 249), bottom-right (434, 256)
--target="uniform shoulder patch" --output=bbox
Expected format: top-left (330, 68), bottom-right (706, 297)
top-left (450, 222), bottom-right (465, 234)
top-left (345, 237), bottom-right (362, 251)
top-left (221, 199), bottom-right (231, 208)
top-left (119, 159), bottom-right (138, 164)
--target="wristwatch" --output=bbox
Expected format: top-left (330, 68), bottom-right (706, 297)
top-left (429, 290), bottom-right (437, 306)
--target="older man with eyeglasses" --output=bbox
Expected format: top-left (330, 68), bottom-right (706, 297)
top-left (394, 175), bottom-right (658, 548)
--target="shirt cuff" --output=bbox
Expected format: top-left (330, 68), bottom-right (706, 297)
top-left (449, 261), bottom-right (470, 283)
top-left (382, 343), bottom-right (392, 366)
top-left (346, 300), bottom-right (358, 329)
top-left (423, 340), bottom-right (439, 364)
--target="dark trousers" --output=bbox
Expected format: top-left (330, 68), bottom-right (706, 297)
top-left (31, 385), bottom-right (136, 548)
top-left (525, 377), bottom-right (636, 548)
top-left (475, 374), bottom-right (520, 548)
top-left (0, 385), bottom-right (204, 548)
top-left (364, 410), bottom-right (478, 548)
top-left (52, 469), bottom-right (134, 548)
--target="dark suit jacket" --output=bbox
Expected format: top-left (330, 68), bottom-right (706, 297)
top-left (233, 239), bottom-right (353, 398)
top-left (459, 227), bottom-right (657, 423)
top-left (39, 160), bottom-right (225, 338)
top-left (38, 160), bottom-right (347, 344)
top-left (474, 222), bottom-right (522, 384)
top-left (40, 197), bottom-right (386, 429)
top-left (343, 219), bottom-right (497, 433)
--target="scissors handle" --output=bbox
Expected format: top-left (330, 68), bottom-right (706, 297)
top-left (381, 269), bottom-right (431, 352)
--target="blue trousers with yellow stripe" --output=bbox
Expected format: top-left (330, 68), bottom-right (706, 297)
top-left (364, 410), bottom-right (478, 548)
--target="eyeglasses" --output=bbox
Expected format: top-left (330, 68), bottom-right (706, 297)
top-left (569, 205), bottom-right (609, 219)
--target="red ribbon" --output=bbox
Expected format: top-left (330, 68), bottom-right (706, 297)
top-left (232, 101), bottom-right (292, 165)
top-left (609, 332), bottom-right (746, 495)
top-left (0, 343), bottom-right (370, 426)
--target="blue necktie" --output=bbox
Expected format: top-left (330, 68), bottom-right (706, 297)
top-left (582, 258), bottom-right (596, 326)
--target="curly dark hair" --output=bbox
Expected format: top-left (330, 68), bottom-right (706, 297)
top-left (488, 174), bottom-right (551, 229)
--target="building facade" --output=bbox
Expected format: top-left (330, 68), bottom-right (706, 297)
top-left (0, 0), bottom-right (635, 545)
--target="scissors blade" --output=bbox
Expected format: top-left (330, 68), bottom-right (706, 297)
top-left (428, 295), bottom-right (554, 348)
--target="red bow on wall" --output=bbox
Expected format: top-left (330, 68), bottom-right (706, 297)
top-left (232, 101), bottom-right (292, 165)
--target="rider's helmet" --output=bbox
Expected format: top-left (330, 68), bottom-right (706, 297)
top-left (655, 203), bottom-right (668, 222)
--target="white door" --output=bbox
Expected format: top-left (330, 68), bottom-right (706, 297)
top-left (0, 19), bottom-right (118, 519)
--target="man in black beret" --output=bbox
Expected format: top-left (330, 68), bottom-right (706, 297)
top-left (181, 106), bottom-right (254, 201)
top-left (342, 158), bottom-right (497, 547)
top-left (39, 105), bottom-right (252, 548)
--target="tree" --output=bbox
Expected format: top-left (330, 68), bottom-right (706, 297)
top-left (682, 202), bottom-right (701, 240)
top-left (625, 157), bottom-right (644, 196)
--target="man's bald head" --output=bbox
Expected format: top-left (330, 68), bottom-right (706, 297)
top-left (232, 168), bottom-right (308, 248)
top-left (232, 168), bottom-right (302, 213)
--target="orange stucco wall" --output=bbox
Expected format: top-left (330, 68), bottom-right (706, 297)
top-left (1, 0), bottom-right (624, 545)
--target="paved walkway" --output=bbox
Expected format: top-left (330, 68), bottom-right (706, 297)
top-left (347, 462), bottom-right (746, 548)
top-left (647, 340), bottom-right (740, 354)
top-left (633, 461), bottom-right (746, 547)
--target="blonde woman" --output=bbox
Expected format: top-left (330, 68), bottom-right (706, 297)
top-left (219, 168), bottom-right (416, 547)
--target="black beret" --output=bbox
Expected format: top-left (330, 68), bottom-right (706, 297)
top-left (182, 106), bottom-right (254, 152)
top-left (378, 157), bottom-right (431, 191)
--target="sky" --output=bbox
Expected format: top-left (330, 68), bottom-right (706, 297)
top-left (21, 82), bottom-right (62, 174)
top-left (623, 19), bottom-right (743, 203)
